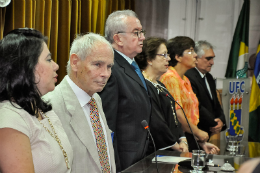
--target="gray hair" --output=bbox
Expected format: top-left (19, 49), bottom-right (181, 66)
top-left (195, 40), bottom-right (214, 58)
top-left (67, 32), bottom-right (113, 75)
top-left (105, 10), bottom-right (138, 44)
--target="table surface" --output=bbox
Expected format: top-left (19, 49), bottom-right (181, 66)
top-left (121, 150), bottom-right (252, 173)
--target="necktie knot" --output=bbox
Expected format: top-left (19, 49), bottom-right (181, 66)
top-left (131, 61), bottom-right (139, 70)
top-left (88, 98), bottom-right (96, 107)
top-left (131, 61), bottom-right (148, 91)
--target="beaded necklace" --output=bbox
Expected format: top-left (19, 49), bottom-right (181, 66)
top-left (143, 71), bottom-right (178, 126)
top-left (38, 111), bottom-right (70, 169)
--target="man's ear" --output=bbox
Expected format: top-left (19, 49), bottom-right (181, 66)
top-left (113, 34), bottom-right (124, 46)
top-left (70, 54), bottom-right (81, 72)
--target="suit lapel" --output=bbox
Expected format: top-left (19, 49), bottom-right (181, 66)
top-left (59, 79), bottom-right (102, 171)
top-left (114, 51), bottom-right (147, 90)
top-left (193, 68), bottom-right (212, 100)
top-left (206, 73), bottom-right (217, 105)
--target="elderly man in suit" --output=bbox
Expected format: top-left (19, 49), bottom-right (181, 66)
top-left (43, 33), bottom-right (116, 173)
top-left (185, 40), bottom-right (226, 139)
top-left (99, 10), bottom-right (151, 171)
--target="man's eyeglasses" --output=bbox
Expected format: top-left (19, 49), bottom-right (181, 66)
top-left (183, 48), bottom-right (196, 55)
top-left (117, 30), bottom-right (146, 38)
top-left (156, 53), bottom-right (170, 59)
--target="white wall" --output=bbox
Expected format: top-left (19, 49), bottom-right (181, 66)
top-left (168, 0), bottom-right (260, 88)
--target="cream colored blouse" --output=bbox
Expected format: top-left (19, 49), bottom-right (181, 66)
top-left (0, 101), bottom-right (73, 173)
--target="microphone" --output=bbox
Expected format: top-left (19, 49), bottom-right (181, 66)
top-left (165, 94), bottom-right (200, 151)
top-left (141, 120), bottom-right (159, 173)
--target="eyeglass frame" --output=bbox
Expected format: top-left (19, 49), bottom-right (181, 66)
top-left (117, 30), bottom-right (146, 38)
top-left (156, 53), bottom-right (170, 59)
top-left (183, 48), bottom-right (196, 55)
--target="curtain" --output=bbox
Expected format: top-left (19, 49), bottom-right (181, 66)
top-left (135, 0), bottom-right (169, 39)
top-left (0, 0), bottom-right (135, 83)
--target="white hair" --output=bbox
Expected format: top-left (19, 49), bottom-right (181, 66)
top-left (105, 10), bottom-right (138, 44)
top-left (66, 32), bottom-right (113, 75)
top-left (195, 40), bottom-right (214, 58)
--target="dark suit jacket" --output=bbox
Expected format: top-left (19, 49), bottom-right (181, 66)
top-left (185, 68), bottom-right (227, 138)
top-left (146, 80), bottom-right (185, 155)
top-left (99, 50), bottom-right (151, 171)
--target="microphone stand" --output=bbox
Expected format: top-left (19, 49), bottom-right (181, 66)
top-left (165, 94), bottom-right (201, 171)
top-left (165, 94), bottom-right (201, 150)
top-left (141, 120), bottom-right (159, 173)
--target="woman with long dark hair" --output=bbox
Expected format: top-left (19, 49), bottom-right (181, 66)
top-left (0, 28), bottom-right (73, 172)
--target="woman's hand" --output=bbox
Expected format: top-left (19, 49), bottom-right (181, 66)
top-left (199, 142), bottom-right (220, 154)
top-left (171, 143), bottom-right (183, 152)
top-left (179, 140), bottom-right (189, 152)
top-left (196, 130), bottom-right (209, 143)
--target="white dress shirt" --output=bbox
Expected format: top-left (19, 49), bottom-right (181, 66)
top-left (115, 49), bottom-right (137, 65)
top-left (195, 67), bottom-right (213, 99)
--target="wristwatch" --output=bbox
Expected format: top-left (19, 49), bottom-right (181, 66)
top-left (180, 141), bottom-right (188, 145)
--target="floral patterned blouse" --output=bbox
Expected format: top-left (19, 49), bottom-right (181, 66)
top-left (160, 66), bottom-right (199, 125)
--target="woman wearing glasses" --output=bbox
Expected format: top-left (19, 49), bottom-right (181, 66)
top-left (0, 28), bottom-right (73, 172)
top-left (160, 36), bottom-right (219, 154)
top-left (135, 37), bottom-right (189, 154)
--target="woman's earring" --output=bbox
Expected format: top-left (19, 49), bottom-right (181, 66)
top-left (149, 63), bottom-right (152, 66)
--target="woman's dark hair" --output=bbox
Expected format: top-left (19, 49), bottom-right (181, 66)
top-left (0, 28), bottom-right (52, 116)
top-left (167, 36), bottom-right (195, 67)
top-left (135, 37), bottom-right (167, 70)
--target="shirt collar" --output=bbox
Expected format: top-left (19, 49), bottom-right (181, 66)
top-left (65, 75), bottom-right (91, 107)
top-left (195, 67), bottom-right (206, 78)
top-left (115, 49), bottom-right (134, 64)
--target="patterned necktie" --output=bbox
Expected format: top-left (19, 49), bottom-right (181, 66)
top-left (131, 61), bottom-right (148, 91)
top-left (88, 98), bottom-right (110, 173)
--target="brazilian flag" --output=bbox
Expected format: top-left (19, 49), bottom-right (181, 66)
top-left (248, 41), bottom-right (260, 157)
top-left (225, 0), bottom-right (250, 78)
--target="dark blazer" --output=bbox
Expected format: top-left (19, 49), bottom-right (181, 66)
top-left (146, 80), bottom-right (185, 155)
top-left (99, 50), bottom-right (151, 171)
top-left (185, 68), bottom-right (227, 138)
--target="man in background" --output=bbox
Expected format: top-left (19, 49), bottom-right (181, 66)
top-left (44, 33), bottom-right (116, 173)
top-left (185, 40), bottom-right (226, 139)
top-left (99, 10), bottom-right (151, 171)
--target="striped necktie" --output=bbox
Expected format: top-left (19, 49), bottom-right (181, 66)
top-left (88, 98), bottom-right (110, 173)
